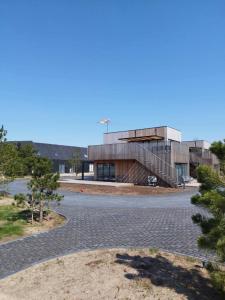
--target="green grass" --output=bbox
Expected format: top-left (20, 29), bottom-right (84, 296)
top-left (0, 204), bottom-right (64, 241)
top-left (149, 247), bottom-right (159, 255)
top-left (210, 269), bottom-right (225, 295)
top-left (0, 205), bottom-right (26, 240)
top-left (0, 222), bottom-right (24, 239)
top-left (0, 205), bottom-right (18, 220)
top-left (185, 256), bottom-right (199, 263)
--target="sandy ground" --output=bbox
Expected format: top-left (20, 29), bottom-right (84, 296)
top-left (22, 211), bottom-right (65, 236)
top-left (0, 197), bottom-right (14, 206)
top-left (60, 182), bottom-right (189, 196)
top-left (0, 248), bottom-right (221, 300)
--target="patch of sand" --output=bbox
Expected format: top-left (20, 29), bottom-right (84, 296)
top-left (0, 197), bottom-right (14, 206)
top-left (60, 182), bottom-right (190, 196)
top-left (0, 249), bottom-right (220, 300)
top-left (23, 211), bottom-right (65, 235)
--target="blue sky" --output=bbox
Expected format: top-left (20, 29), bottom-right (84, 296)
top-left (0, 0), bottom-right (224, 146)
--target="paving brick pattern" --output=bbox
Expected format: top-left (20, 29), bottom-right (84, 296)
top-left (0, 181), bottom-right (211, 279)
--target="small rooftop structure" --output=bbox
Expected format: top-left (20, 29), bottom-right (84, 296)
top-left (104, 126), bottom-right (181, 144)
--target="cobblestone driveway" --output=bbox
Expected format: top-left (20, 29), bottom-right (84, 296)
top-left (0, 180), bottom-right (209, 279)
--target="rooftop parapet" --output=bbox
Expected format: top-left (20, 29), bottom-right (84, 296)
top-left (103, 126), bottom-right (181, 144)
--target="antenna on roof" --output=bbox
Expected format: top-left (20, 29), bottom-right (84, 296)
top-left (98, 118), bottom-right (111, 133)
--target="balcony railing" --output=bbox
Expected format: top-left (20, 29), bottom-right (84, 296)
top-left (88, 141), bottom-right (172, 161)
top-left (190, 150), bottom-right (219, 166)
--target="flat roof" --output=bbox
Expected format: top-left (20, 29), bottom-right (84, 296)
top-left (182, 140), bottom-right (210, 144)
top-left (11, 140), bottom-right (86, 149)
top-left (10, 141), bottom-right (88, 160)
top-left (104, 125), bottom-right (180, 135)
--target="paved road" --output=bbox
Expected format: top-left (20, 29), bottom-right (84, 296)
top-left (0, 180), bottom-right (210, 279)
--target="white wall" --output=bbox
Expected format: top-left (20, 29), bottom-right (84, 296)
top-left (165, 127), bottom-right (182, 142)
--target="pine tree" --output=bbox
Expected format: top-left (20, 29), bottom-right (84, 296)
top-left (15, 157), bottom-right (63, 223)
top-left (0, 125), bottom-right (23, 184)
top-left (191, 140), bottom-right (225, 292)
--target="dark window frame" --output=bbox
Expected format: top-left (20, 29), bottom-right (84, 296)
top-left (97, 163), bottom-right (115, 181)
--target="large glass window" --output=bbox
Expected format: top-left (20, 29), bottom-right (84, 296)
top-left (97, 163), bottom-right (115, 181)
top-left (97, 164), bottom-right (103, 177)
top-left (109, 163), bottom-right (115, 178)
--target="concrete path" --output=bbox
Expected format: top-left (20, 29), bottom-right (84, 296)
top-left (0, 180), bottom-right (210, 279)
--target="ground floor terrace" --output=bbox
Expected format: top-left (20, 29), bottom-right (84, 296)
top-left (0, 179), bottom-right (212, 280)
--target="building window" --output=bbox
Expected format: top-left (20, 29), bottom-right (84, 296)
top-left (59, 164), bottom-right (65, 174)
top-left (97, 163), bottom-right (115, 181)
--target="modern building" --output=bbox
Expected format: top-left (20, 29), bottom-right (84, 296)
top-left (88, 126), bottom-right (219, 187)
top-left (13, 141), bottom-right (89, 174)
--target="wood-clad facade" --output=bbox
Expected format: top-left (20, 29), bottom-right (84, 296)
top-left (104, 126), bottom-right (181, 144)
top-left (94, 159), bottom-right (135, 180)
top-left (88, 126), bottom-right (219, 187)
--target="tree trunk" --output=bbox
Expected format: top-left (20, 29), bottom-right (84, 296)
top-left (39, 201), bottom-right (43, 223)
top-left (31, 209), bottom-right (34, 224)
top-left (31, 193), bottom-right (34, 224)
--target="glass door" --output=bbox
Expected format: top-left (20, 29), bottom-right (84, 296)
top-left (59, 164), bottom-right (65, 173)
top-left (175, 164), bottom-right (187, 184)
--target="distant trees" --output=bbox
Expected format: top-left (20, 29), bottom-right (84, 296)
top-left (210, 140), bottom-right (225, 174)
top-left (16, 143), bottom-right (38, 175)
top-left (0, 125), bottom-right (7, 143)
top-left (0, 125), bottom-right (54, 181)
top-left (69, 148), bottom-right (82, 176)
top-left (0, 126), bottom-right (24, 183)
top-left (14, 150), bottom-right (63, 224)
top-left (191, 139), bottom-right (225, 293)
top-left (0, 125), bottom-right (63, 223)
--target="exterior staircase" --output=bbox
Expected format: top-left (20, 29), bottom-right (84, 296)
top-left (88, 141), bottom-right (179, 187)
top-left (120, 161), bottom-right (150, 185)
top-left (120, 144), bottom-right (178, 187)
